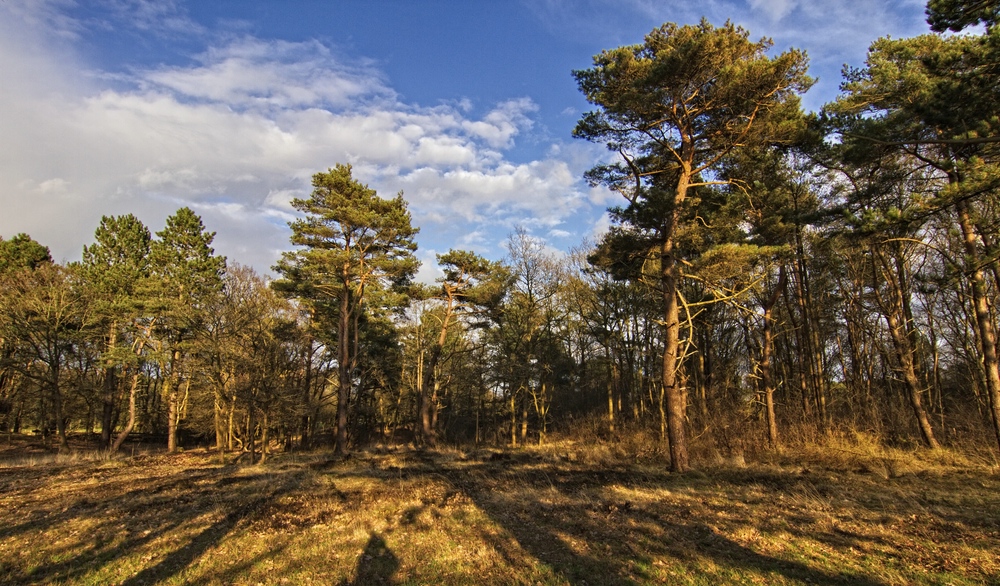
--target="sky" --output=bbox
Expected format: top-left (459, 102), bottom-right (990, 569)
top-left (0, 0), bottom-right (931, 282)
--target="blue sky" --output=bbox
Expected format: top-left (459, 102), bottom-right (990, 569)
top-left (0, 0), bottom-right (929, 281)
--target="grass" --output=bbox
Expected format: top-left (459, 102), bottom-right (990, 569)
top-left (0, 433), bottom-right (998, 585)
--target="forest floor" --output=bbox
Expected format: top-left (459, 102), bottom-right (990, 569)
top-left (0, 433), bottom-right (999, 585)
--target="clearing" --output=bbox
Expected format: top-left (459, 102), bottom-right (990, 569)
top-left (0, 436), bottom-right (998, 585)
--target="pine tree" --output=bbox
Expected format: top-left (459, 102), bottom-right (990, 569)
top-left (274, 164), bottom-right (418, 455)
top-left (150, 208), bottom-right (226, 453)
top-left (573, 20), bottom-right (811, 471)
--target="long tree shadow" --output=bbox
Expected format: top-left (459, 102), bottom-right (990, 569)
top-left (0, 461), bottom-right (307, 586)
top-left (708, 465), bottom-right (1000, 564)
top-left (411, 453), bottom-right (891, 585)
top-left (0, 468), bottom-right (220, 542)
top-left (118, 470), bottom-right (308, 586)
top-left (1, 468), bottom-right (223, 585)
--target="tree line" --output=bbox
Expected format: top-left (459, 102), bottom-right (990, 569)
top-left (2, 0), bottom-right (999, 469)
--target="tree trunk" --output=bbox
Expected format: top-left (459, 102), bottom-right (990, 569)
top-left (519, 387), bottom-right (529, 445)
top-left (694, 329), bottom-right (710, 424)
top-left (791, 193), bottom-right (824, 428)
top-left (111, 369), bottom-right (141, 454)
top-left (52, 370), bottom-right (68, 451)
top-left (957, 198), bottom-right (1000, 455)
top-left (875, 249), bottom-right (940, 449)
top-left (661, 172), bottom-right (690, 473)
top-left (335, 284), bottom-right (351, 455)
top-left (100, 367), bottom-right (117, 447)
top-left (300, 337), bottom-right (313, 450)
top-left (760, 266), bottom-right (786, 450)
top-left (166, 375), bottom-right (178, 453)
top-left (166, 345), bottom-right (182, 454)
top-left (606, 345), bottom-right (616, 433)
top-left (248, 403), bottom-right (256, 465)
top-left (260, 410), bottom-right (270, 464)
top-left (100, 321), bottom-right (119, 447)
top-left (532, 382), bottom-right (548, 445)
top-left (13, 399), bottom-right (23, 434)
top-left (227, 395), bottom-right (235, 451)
top-left (214, 393), bottom-right (224, 450)
top-left (422, 295), bottom-right (456, 447)
top-left (431, 382), bottom-right (441, 434)
top-left (884, 309), bottom-right (940, 448)
top-left (417, 347), bottom-right (434, 447)
top-left (509, 388), bottom-right (517, 447)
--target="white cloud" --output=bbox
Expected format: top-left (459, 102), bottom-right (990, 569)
top-left (458, 230), bottom-right (488, 248)
top-left (0, 4), bottom-right (595, 272)
top-left (9, 0), bottom-right (925, 271)
top-left (748, 0), bottom-right (798, 22)
top-left (414, 250), bottom-right (442, 285)
top-left (590, 212), bottom-right (613, 240)
top-left (143, 38), bottom-right (394, 109)
top-left (37, 178), bottom-right (72, 195)
top-left (588, 184), bottom-right (617, 206)
top-left (393, 159), bottom-right (581, 227)
top-left (101, 0), bottom-right (205, 35)
top-left (264, 189), bottom-right (300, 213)
top-left (461, 98), bottom-right (538, 148)
top-left (1, 0), bottom-right (86, 41)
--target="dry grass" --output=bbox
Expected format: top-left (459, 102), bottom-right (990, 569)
top-left (0, 433), bottom-right (998, 585)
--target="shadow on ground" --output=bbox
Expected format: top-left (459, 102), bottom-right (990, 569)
top-left (337, 533), bottom-right (399, 586)
top-left (389, 453), bottom-right (891, 585)
top-left (0, 455), bottom-right (308, 585)
top-left (1, 447), bottom-right (998, 585)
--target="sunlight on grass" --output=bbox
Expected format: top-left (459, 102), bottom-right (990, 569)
top-left (1, 444), bottom-right (998, 585)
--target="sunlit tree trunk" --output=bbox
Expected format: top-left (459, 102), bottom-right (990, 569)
top-left (100, 322), bottom-right (118, 447)
top-left (660, 171), bottom-right (689, 472)
top-left (957, 198), bottom-right (1000, 454)
top-left (164, 343), bottom-right (184, 454)
top-left (111, 369), bottom-right (140, 454)
top-left (111, 332), bottom-right (148, 454)
top-left (760, 267), bottom-right (787, 449)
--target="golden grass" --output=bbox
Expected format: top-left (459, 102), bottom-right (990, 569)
top-left (0, 433), bottom-right (998, 585)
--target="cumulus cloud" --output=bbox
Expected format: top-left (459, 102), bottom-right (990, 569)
top-left (590, 212), bottom-right (613, 240)
top-left (0, 3), bottom-right (594, 272)
top-left (394, 160), bottom-right (580, 225)
top-left (143, 38), bottom-right (394, 110)
top-left (2, 0), bottom-right (932, 275)
top-left (413, 249), bottom-right (444, 285)
top-left (462, 98), bottom-right (539, 148)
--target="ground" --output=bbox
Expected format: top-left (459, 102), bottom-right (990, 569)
top-left (0, 434), bottom-right (998, 585)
